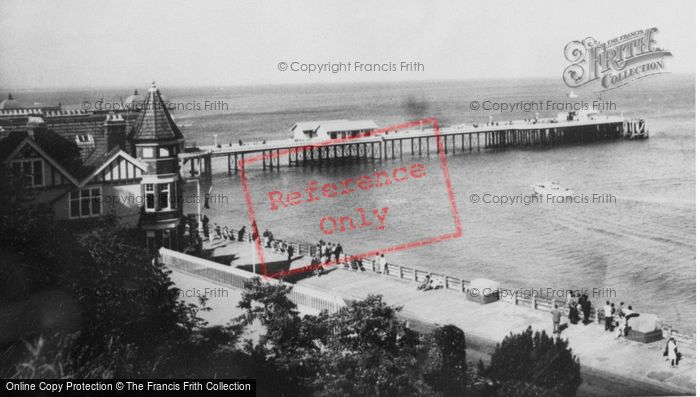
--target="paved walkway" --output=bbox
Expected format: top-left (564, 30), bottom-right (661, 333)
top-left (297, 268), bottom-right (695, 395)
top-left (178, 239), bottom-right (695, 395)
top-left (168, 267), bottom-right (320, 342)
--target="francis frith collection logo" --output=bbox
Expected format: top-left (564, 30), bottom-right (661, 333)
top-left (563, 28), bottom-right (672, 91)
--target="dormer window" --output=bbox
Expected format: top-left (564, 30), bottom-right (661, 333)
top-left (159, 147), bottom-right (171, 157)
top-left (75, 134), bottom-right (94, 144)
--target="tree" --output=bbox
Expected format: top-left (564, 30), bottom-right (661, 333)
top-left (236, 278), bottom-right (311, 396)
top-left (302, 295), bottom-right (429, 397)
top-left (421, 325), bottom-right (472, 396)
top-left (236, 286), bottom-right (432, 397)
top-left (0, 171), bottom-right (221, 378)
top-left (484, 327), bottom-right (581, 397)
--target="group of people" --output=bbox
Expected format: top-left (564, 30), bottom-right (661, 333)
top-left (603, 300), bottom-right (640, 338)
top-left (549, 292), bottom-right (592, 335)
top-left (337, 251), bottom-right (388, 276)
top-left (206, 222), bottom-right (250, 243)
top-left (314, 240), bottom-right (345, 264)
top-left (309, 241), bottom-right (345, 276)
top-left (663, 337), bottom-right (681, 368)
top-left (550, 296), bottom-right (641, 338)
top-left (416, 274), bottom-right (442, 291)
top-left (566, 292), bottom-right (592, 325)
top-left (341, 254), bottom-right (366, 272)
top-left (373, 252), bottom-right (388, 274)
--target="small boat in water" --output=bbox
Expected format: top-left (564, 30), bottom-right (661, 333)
top-left (532, 181), bottom-right (573, 197)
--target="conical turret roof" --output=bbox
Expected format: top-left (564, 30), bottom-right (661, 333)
top-left (128, 82), bottom-right (183, 142)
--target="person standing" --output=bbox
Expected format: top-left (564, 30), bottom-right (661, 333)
top-left (373, 252), bottom-right (381, 272)
top-left (551, 304), bottom-right (562, 335)
top-left (379, 253), bottom-right (388, 275)
top-left (334, 243), bottom-right (343, 263)
top-left (609, 303), bottom-right (616, 331)
top-left (326, 244), bottom-right (332, 263)
top-left (668, 338), bottom-right (678, 368)
top-left (618, 302), bottom-right (626, 321)
top-left (286, 244), bottom-right (294, 262)
top-left (568, 300), bottom-right (579, 325)
top-left (581, 294), bottom-right (591, 324)
top-left (237, 226), bottom-right (246, 242)
top-left (603, 301), bottom-right (613, 331)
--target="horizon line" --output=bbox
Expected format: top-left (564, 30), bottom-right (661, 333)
top-left (1, 73), bottom-right (694, 92)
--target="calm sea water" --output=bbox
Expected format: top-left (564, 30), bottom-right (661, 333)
top-left (19, 75), bottom-right (695, 331)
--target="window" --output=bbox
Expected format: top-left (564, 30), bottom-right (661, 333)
top-left (159, 147), bottom-right (171, 157)
top-left (158, 184), bottom-right (171, 210)
top-left (11, 159), bottom-right (43, 187)
top-left (144, 183), bottom-right (175, 211)
top-left (141, 148), bottom-right (154, 158)
top-left (145, 184), bottom-right (155, 211)
top-left (69, 186), bottom-right (101, 218)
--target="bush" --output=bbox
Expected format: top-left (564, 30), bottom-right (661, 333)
top-left (421, 325), bottom-right (472, 396)
top-left (484, 326), bottom-right (581, 396)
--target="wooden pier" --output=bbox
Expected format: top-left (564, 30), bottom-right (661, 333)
top-left (178, 116), bottom-right (648, 178)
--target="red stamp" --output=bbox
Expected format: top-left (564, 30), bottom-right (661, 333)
top-left (239, 118), bottom-right (461, 278)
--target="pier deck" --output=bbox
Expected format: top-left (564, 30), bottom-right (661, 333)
top-left (167, 240), bottom-right (694, 396)
top-left (178, 115), bottom-right (648, 176)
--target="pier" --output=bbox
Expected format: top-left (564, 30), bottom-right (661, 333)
top-left (178, 116), bottom-right (648, 178)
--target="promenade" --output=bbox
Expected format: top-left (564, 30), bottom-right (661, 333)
top-left (168, 240), bottom-right (695, 396)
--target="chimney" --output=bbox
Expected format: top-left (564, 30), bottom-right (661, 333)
top-left (26, 116), bottom-right (45, 139)
top-left (104, 113), bottom-right (127, 151)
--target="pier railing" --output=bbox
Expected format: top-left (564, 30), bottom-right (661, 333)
top-left (159, 247), bottom-right (347, 314)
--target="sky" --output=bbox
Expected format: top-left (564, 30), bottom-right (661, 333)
top-left (0, 0), bottom-right (695, 88)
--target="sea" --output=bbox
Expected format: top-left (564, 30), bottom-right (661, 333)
top-left (14, 74), bottom-right (696, 332)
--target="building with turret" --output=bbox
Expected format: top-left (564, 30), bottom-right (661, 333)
top-left (0, 83), bottom-right (186, 251)
top-left (128, 83), bottom-right (185, 250)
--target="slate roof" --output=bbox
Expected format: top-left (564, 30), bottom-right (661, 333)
top-left (0, 129), bottom-right (88, 179)
top-left (128, 83), bottom-right (184, 142)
